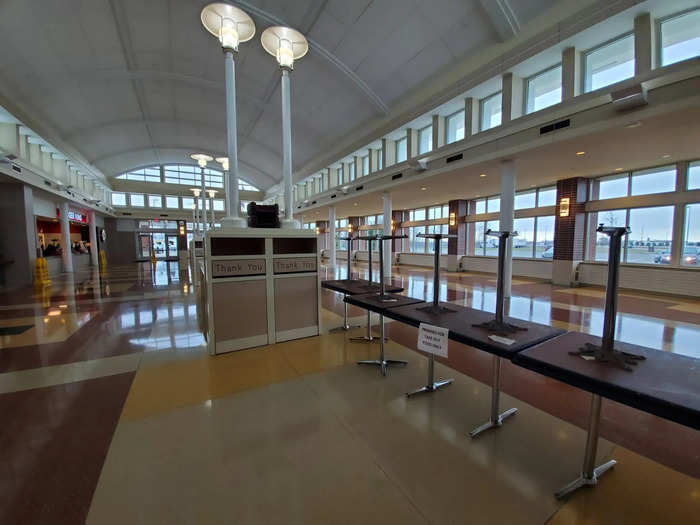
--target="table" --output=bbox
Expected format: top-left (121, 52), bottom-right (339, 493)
top-left (348, 292), bottom-right (424, 376)
top-left (516, 331), bottom-right (700, 497)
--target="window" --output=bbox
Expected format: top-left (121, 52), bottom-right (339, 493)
top-left (596, 173), bottom-right (629, 200)
top-left (239, 180), bottom-right (259, 191)
top-left (480, 92), bottom-right (502, 131)
top-left (366, 215), bottom-right (376, 226)
top-left (446, 110), bottom-right (465, 144)
top-left (426, 224), bottom-right (448, 254)
top-left (111, 192), bottom-right (127, 206)
top-left (164, 164), bottom-right (198, 186)
top-left (630, 166), bottom-right (676, 196)
top-left (362, 155), bottom-right (369, 176)
top-left (660, 9), bottom-right (700, 66)
top-left (418, 125), bottom-right (432, 154)
top-left (513, 217), bottom-right (535, 257)
top-left (411, 208), bottom-right (426, 221)
top-left (165, 195), bottom-right (179, 209)
top-left (626, 206), bottom-right (674, 264)
top-left (148, 194), bottom-right (162, 208)
top-left (484, 220), bottom-right (500, 255)
top-left (535, 216), bottom-right (555, 258)
top-left (590, 209), bottom-right (627, 261)
top-left (487, 196), bottom-right (500, 213)
top-left (474, 199), bottom-right (486, 214)
top-left (337, 166), bottom-right (344, 185)
top-left (116, 167), bottom-right (161, 182)
top-left (689, 161), bottom-right (700, 190)
top-left (395, 136), bottom-right (408, 163)
top-left (213, 199), bottom-right (225, 211)
top-left (130, 193), bottom-right (145, 207)
top-left (377, 149), bottom-right (383, 170)
top-left (682, 203), bottom-right (700, 266)
top-left (537, 186), bottom-right (556, 207)
top-left (525, 64), bottom-right (562, 113)
top-left (182, 197), bottom-right (195, 210)
top-left (515, 190), bottom-right (536, 210)
top-left (348, 162), bottom-right (356, 182)
top-left (409, 226), bottom-right (425, 253)
top-left (583, 34), bottom-right (635, 92)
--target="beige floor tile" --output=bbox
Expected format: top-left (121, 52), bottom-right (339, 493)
top-left (0, 311), bottom-right (97, 348)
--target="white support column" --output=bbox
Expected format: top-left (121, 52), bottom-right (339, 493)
top-left (221, 49), bottom-right (245, 227)
top-left (634, 12), bottom-right (654, 75)
top-left (432, 114), bottom-right (445, 150)
top-left (500, 160), bottom-right (515, 298)
top-left (465, 97), bottom-right (475, 138)
top-left (89, 210), bottom-right (99, 267)
top-left (200, 167), bottom-right (207, 233)
top-left (328, 206), bottom-right (336, 268)
top-left (382, 192), bottom-right (392, 279)
top-left (501, 72), bottom-right (523, 124)
top-left (280, 69), bottom-right (298, 228)
top-left (60, 202), bottom-right (73, 273)
top-left (562, 46), bottom-right (579, 100)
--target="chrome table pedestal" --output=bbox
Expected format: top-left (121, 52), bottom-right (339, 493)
top-left (555, 393), bottom-right (616, 498)
top-left (330, 236), bottom-right (361, 333)
top-left (469, 355), bottom-right (517, 437)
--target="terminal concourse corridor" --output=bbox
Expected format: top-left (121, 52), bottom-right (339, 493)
top-left (0, 261), bottom-right (698, 524)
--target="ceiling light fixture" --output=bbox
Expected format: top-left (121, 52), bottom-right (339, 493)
top-left (479, 173), bottom-right (486, 177)
top-left (576, 151), bottom-right (585, 156)
top-left (421, 187), bottom-right (427, 191)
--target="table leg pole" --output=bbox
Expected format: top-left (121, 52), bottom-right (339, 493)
top-left (469, 356), bottom-right (518, 438)
top-left (330, 294), bottom-right (361, 332)
top-left (357, 314), bottom-right (407, 375)
top-left (406, 351), bottom-right (453, 397)
top-left (350, 310), bottom-right (381, 343)
top-left (555, 394), bottom-right (616, 499)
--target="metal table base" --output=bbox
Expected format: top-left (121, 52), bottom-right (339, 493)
top-left (329, 297), bottom-right (361, 333)
top-left (470, 356), bottom-right (518, 438)
top-left (406, 352), bottom-right (453, 397)
top-left (357, 314), bottom-right (407, 376)
top-left (349, 310), bottom-right (384, 343)
top-left (555, 393), bottom-right (616, 498)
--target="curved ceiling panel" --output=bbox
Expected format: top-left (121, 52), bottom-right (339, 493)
top-left (0, 0), bottom-right (557, 190)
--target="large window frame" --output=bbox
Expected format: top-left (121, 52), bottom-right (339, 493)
top-left (524, 63), bottom-right (562, 114)
top-left (658, 7), bottom-right (700, 67)
top-left (445, 109), bottom-right (465, 144)
top-left (479, 92), bottom-right (502, 131)
top-left (395, 136), bottom-right (408, 163)
top-left (582, 32), bottom-right (635, 93)
top-left (418, 124), bottom-right (432, 155)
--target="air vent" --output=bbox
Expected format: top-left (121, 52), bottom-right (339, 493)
top-left (446, 153), bottom-right (463, 164)
top-left (159, 214), bottom-right (168, 217)
top-left (392, 173), bottom-right (403, 180)
top-left (311, 200), bottom-right (317, 204)
top-left (44, 180), bottom-right (52, 187)
top-left (330, 194), bottom-right (336, 199)
top-left (540, 119), bottom-right (570, 135)
top-left (11, 164), bottom-right (21, 173)
top-left (355, 185), bottom-right (363, 191)
top-left (122, 212), bottom-right (132, 216)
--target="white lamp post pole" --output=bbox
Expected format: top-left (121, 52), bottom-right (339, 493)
top-left (191, 153), bottom-right (213, 235)
top-left (190, 189), bottom-right (201, 236)
top-left (201, 3), bottom-right (255, 228)
top-left (207, 189), bottom-right (217, 228)
top-left (261, 27), bottom-right (308, 229)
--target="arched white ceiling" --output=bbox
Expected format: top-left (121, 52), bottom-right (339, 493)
top-left (0, 0), bottom-right (555, 190)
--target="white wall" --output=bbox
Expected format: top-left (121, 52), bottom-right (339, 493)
top-left (398, 253), bottom-right (448, 269)
top-left (33, 193), bottom-right (57, 218)
top-left (577, 262), bottom-right (700, 298)
top-left (461, 256), bottom-right (553, 280)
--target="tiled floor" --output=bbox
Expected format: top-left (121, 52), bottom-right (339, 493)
top-left (0, 260), bottom-right (698, 524)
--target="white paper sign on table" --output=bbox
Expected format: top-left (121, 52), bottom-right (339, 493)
top-left (417, 323), bottom-right (449, 358)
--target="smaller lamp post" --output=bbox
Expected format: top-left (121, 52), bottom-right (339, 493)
top-left (191, 153), bottom-right (213, 233)
top-left (190, 188), bottom-right (202, 237)
top-left (206, 189), bottom-right (218, 229)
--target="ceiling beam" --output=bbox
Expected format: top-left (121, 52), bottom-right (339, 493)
top-left (478, 0), bottom-right (520, 41)
top-left (230, 0), bottom-right (389, 115)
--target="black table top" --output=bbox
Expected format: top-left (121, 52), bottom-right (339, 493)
top-left (346, 298), bottom-right (564, 358)
top-left (514, 331), bottom-right (700, 430)
top-left (321, 279), bottom-right (403, 295)
top-left (345, 293), bottom-right (425, 311)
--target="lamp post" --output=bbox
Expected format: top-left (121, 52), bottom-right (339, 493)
top-left (190, 188), bottom-right (202, 237)
top-left (261, 26), bottom-right (308, 229)
top-left (216, 156), bottom-right (232, 219)
top-left (201, 3), bottom-right (254, 228)
top-left (191, 153), bottom-right (213, 233)
top-left (207, 189), bottom-right (217, 229)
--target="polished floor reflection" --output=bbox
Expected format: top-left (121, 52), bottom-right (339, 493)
top-left (0, 260), bottom-right (697, 524)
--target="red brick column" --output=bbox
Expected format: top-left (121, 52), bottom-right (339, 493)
top-left (552, 177), bottom-right (588, 285)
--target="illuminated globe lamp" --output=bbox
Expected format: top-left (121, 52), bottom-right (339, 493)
top-left (261, 26), bottom-right (309, 229)
top-left (200, 3), bottom-right (255, 228)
